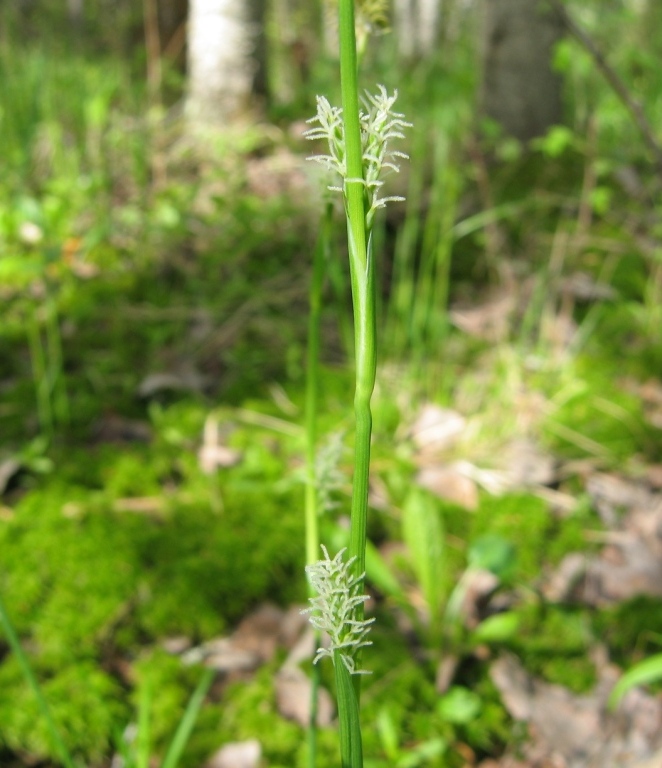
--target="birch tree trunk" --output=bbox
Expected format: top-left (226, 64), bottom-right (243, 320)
top-left (479, 0), bottom-right (563, 142)
top-left (394, 0), bottom-right (441, 59)
top-left (186, 0), bottom-right (265, 127)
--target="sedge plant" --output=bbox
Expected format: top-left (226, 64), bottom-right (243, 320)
top-left (302, 1), bottom-right (410, 766)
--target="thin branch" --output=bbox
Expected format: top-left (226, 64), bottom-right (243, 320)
top-left (548, 0), bottom-right (662, 175)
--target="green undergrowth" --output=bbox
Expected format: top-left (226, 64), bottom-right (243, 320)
top-left (2, 1), bottom-right (662, 764)
top-left (0, 403), bottom-right (305, 764)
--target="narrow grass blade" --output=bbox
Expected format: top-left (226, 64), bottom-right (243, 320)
top-left (0, 593), bottom-right (76, 768)
top-left (135, 677), bottom-right (153, 768)
top-left (304, 203), bottom-right (334, 768)
top-left (160, 667), bottom-right (215, 768)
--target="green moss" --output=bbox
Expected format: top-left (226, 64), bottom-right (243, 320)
top-left (545, 495), bottom-right (598, 565)
top-left (133, 465), bottom-right (304, 638)
top-left (0, 658), bottom-right (128, 765)
top-left (0, 482), bottom-right (143, 660)
top-left (0, 410), bottom-right (306, 762)
top-left (594, 597), bottom-right (662, 667)
top-left (471, 494), bottom-right (550, 583)
top-left (507, 604), bottom-right (597, 693)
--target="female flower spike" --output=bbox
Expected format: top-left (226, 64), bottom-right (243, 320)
top-left (304, 86), bottom-right (411, 226)
top-left (303, 546), bottom-right (375, 675)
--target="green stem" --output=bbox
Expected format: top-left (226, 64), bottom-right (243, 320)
top-left (338, 0), bottom-right (373, 577)
top-left (338, 0), bottom-right (376, 709)
top-left (335, 652), bottom-right (364, 768)
top-left (308, 662), bottom-right (321, 767)
top-left (305, 202), bottom-right (333, 768)
top-left (305, 203), bottom-right (333, 569)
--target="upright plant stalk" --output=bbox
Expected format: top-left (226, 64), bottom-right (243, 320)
top-left (305, 203), bottom-right (334, 571)
top-left (304, 201), bottom-right (333, 768)
top-left (302, 4), bottom-right (409, 765)
top-left (338, 0), bottom-right (373, 615)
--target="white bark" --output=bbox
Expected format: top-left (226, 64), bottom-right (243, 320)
top-left (67, 0), bottom-right (84, 24)
top-left (186, 0), bottom-right (262, 126)
top-left (394, 0), bottom-right (441, 59)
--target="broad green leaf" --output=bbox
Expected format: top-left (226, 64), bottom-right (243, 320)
top-left (401, 488), bottom-right (445, 628)
top-left (470, 611), bottom-right (520, 644)
top-left (396, 737), bottom-right (446, 768)
top-left (437, 686), bottom-right (481, 725)
top-left (608, 653), bottom-right (662, 710)
top-left (0, 254), bottom-right (43, 286)
top-left (468, 534), bottom-right (516, 580)
top-left (375, 706), bottom-right (399, 761)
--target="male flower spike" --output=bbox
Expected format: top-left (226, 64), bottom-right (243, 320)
top-left (303, 546), bottom-right (374, 675)
top-left (304, 85), bottom-right (411, 227)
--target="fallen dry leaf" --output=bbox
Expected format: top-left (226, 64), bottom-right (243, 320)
top-left (450, 293), bottom-right (516, 342)
top-left (560, 272), bottom-right (617, 302)
top-left (416, 465), bottom-right (479, 509)
top-left (282, 624), bottom-right (317, 668)
top-left (491, 655), bottom-right (662, 768)
top-left (205, 739), bottom-right (261, 768)
top-left (645, 464), bottom-right (662, 490)
top-left (232, 603), bottom-right (284, 664)
top-left (189, 638), bottom-right (260, 673)
top-left (137, 369), bottom-right (207, 398)
top-left (586, 472), bottom-right (653, 527)
top-left (275, 666), bottom-right (334, 727)
top-left (278, 604), bottom-right (311, 651)
top-left (409, 404), bottom-right (467, 454)
top-left (498, 438), bottom-right (556, 488)
top-left (180, 604), bottom-right (309, 676)
top-left (546, 473), bottom-right (662, 605)
top-left (198, 413), bottom-right (242, 474)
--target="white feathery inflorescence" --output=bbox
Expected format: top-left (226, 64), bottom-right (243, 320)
top-left (304, 85), bottom-right (411, 225)
top-left (303, 545), bottom-right (375, 675)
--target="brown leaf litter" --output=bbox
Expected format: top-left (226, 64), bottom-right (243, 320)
top-left (173, 603), bottom-right (333, 729)
top-left (545, 472), bottom-right (662, 605)
top-left (491, 654), bottom-right (662, 768)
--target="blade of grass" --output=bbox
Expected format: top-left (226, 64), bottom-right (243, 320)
top-left (135, 677), bottom-right (153, 768)
top-left (160, 667), bottom-right (215, 768)
top-left (0, 593), bottom-right (77, 768)
top-left (304, 202), bottom-right (334, 768)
